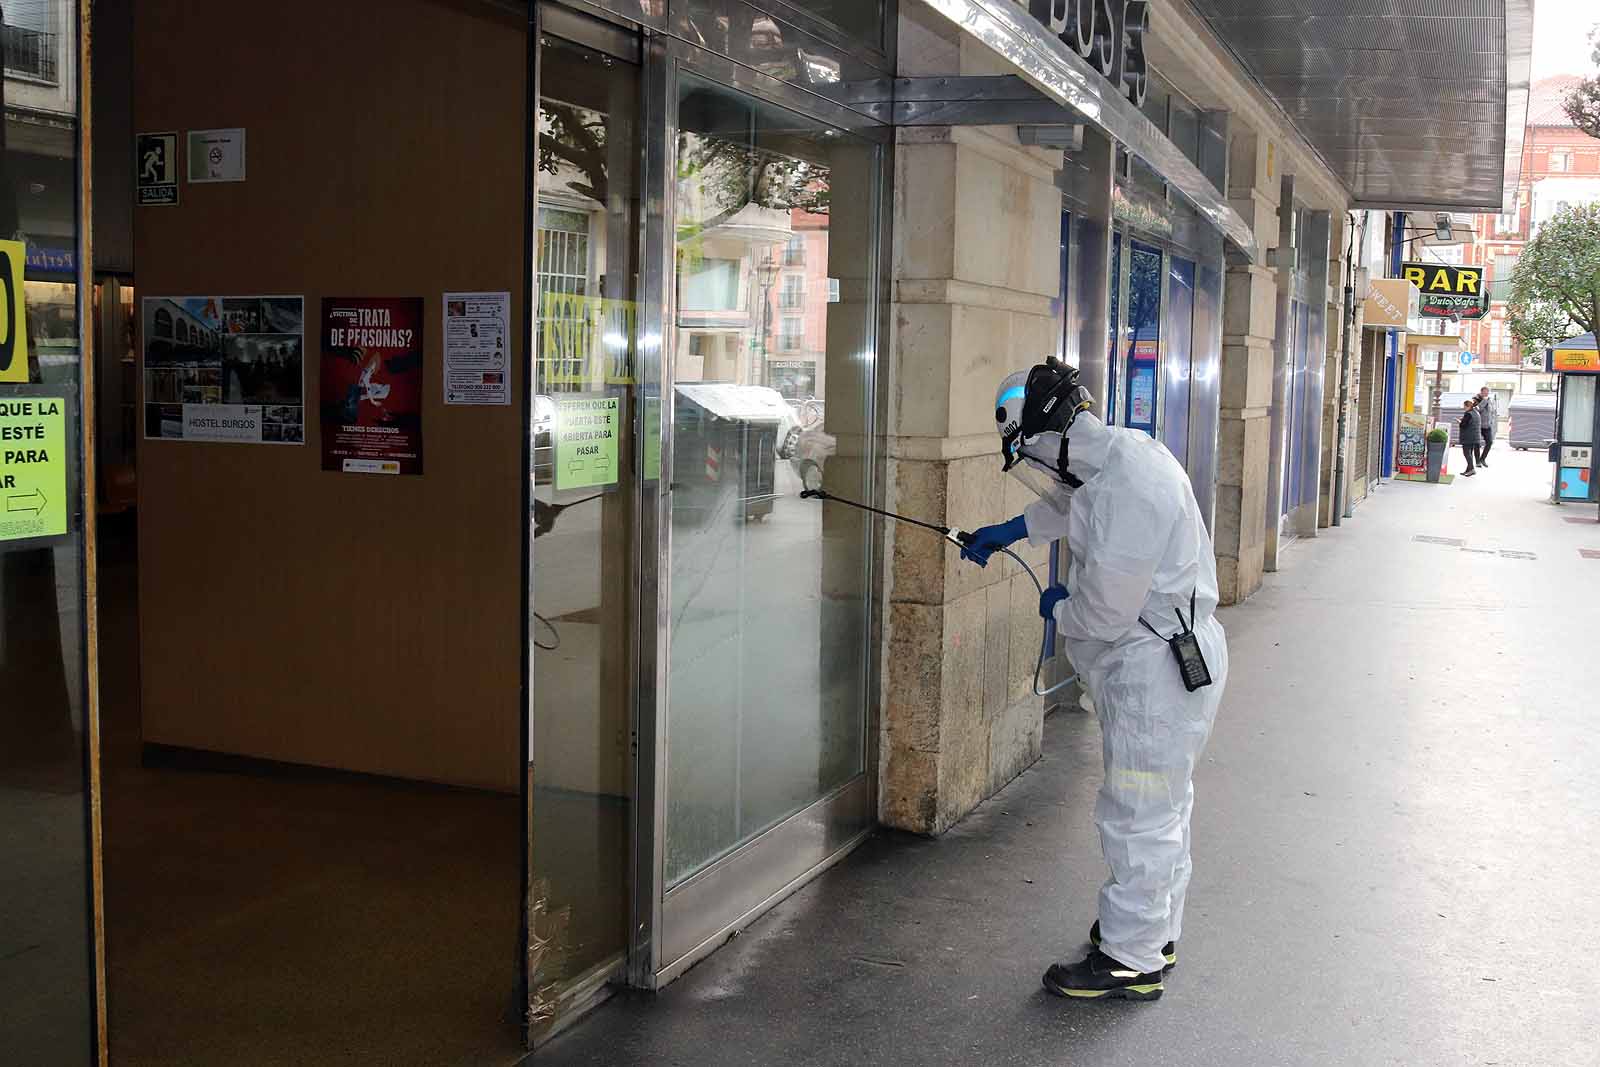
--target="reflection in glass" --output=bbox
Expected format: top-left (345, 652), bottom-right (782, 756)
top-left (781, 0), bottom-right (885, 41)
top-left (1, 2), bottom-right (94, 1061)
top-left (528, 38), bottom-right (638, 1013)
top-left (1560, 375), bottom-right (1594, 444)
top-left (1124, 241), bottom-right (1162, 437)
top-left (1107, 233), bottom-right (1121, 423)
top-left (666, 76), bottom-right (874, 885)
top-left (1164, 258), bottom-right (1196, 467)
top-left (1284, 301), bottom-right (1311, 513)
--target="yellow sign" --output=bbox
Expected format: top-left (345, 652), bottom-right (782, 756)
top-left (0, 394), bottom-right (68, 541)
top-left (1550, 347), bottom-right (1600, 372)
top-left (538, 293), bottom-right (636, 386)
top-left (0, 239), bottom-right (29, 382)
top-left (1401, 263), bottom-right (1482, 295)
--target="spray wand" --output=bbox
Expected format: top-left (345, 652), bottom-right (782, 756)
top-left (799, 488), bottom-right (1076, 697)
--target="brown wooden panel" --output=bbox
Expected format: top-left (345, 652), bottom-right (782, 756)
top-left (132, 0), bottom-right (527, 791)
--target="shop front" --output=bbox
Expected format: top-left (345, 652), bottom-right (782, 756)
top-left (9, 0), bottom-right (901, 1059)
top-left (5, 0), bottom-right (1532, 1061)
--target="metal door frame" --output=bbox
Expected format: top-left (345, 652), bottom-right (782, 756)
top-left (636, 33), bottom-right (891, 990)
top-left (1102, 213), bottom-right (1224, 528)
top-left (525, 3), bottom-right (654, 1042)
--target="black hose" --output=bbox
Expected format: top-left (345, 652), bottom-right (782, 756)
top-left (800, 490), bottom-right (1075, 697)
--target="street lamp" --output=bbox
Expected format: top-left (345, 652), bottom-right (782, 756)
top-left (753, 252), bottom-right (781, 388)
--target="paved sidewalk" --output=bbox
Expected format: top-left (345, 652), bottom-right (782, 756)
top-left (542, 449), bottom-right (1600, 1066)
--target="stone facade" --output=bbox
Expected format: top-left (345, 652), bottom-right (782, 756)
top-left (877, 121), bottom-right (1061, 835)
top-left (1214, 132), bottom-right (1279, 604)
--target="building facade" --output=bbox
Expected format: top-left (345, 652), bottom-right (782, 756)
top-left (1461, 76), bottom-right (1595, 398)
top-left (2, 0), bottom-right (1530, 1061)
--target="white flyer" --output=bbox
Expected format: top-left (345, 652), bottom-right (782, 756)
top-left (443, 292), bottom-right (511, 406)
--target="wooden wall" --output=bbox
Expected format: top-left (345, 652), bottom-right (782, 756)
top-left (133, 0), bottom-right (527, 791)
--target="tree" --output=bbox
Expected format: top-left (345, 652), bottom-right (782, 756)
top-left (536, 104), bottom-right (830, 235)
top-left (1565, 26), bottom-right (1600, 138)
top-left (1505, 202), bottom-right (1600, 352)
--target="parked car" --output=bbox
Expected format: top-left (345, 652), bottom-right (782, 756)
top-left (1508, 394), bottom-right (1557, 452)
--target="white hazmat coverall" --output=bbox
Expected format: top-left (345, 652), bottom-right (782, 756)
top-left (1020, 412), bottom-right (1228, 975)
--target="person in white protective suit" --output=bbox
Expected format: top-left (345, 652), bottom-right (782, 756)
top-left (960, 358), bottom-right (1229, 1002)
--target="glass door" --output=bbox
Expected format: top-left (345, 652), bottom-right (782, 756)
top-left (657, 53), bottom-right (880, 978)
top-left (528, 28), bottom-right (641, 1033)
top-left (1162, 257), bottom-right (1197, 467)
top-left (1122, 240), bottom-right (1163, 437)
top-left (1282, 299), bottom-right (1311, 522)
top-left (2, 0), bottom-right (99, 1059)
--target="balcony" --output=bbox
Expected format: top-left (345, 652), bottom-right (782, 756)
top-left (5, 26), bottom-right (58, 84)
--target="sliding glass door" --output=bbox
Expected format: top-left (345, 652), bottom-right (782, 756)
top-left (654, 45), bottom-right (882, 980)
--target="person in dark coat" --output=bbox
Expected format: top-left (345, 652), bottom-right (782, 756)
top-left (1458, 399), bottom-right (1482, 477)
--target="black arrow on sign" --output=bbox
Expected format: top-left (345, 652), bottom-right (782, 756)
top-left (5, 489), bottom-right (45, 515)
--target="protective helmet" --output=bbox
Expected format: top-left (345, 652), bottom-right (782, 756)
top-left (994, 358), bottom-right (1094, 496)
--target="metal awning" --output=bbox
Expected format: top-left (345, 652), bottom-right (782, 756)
top-left (1191, 0), bottom-right (1533, 213)
top-left (914, 0), bottom-right (1259, 261)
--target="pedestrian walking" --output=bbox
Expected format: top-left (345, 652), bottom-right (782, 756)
top-left (1458, 399), bottom-right (1481, 477)
top-left (1475, 386), bottom-right (1498, 467)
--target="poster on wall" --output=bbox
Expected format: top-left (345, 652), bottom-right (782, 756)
top-left (142, 296), bottom-right (305, 443)
top-left (320, 297), bottom-right (424, 475)
top-left (187, 128), bottom-right (246, 183)
top-left (135, 132), bottom-right (180, 206)
top-left (552, 393), bottom-right (619, 491)
top-left (1127, 360), bottom-right (1157, 435)
top-left (1396, 411), bottom-right (1427, 473)
top-left (443, 291), bottom-right (510, 405)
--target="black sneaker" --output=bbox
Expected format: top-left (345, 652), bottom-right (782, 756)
top-left (1042, 949), bottom-right (1164, 1001)
top-left (1089, 919), bottom-right (1176, 971)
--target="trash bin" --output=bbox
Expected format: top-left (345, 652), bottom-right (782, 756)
top-left (672, 383), bottom-right (794, 524)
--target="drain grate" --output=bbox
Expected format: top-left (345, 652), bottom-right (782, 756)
top-left (1499, 550), bottom-right (1538, 561)
top-left (1413, 534), bottom-right (1465, 547)
top-left (1564, 517), bottom-right (1599, 525)
top-left (1460, 547), bottom-right (1496, 555)
top-left (1582, 549), bottom-right (1600, 560)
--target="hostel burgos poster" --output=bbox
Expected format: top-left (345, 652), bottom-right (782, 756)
top-left (319, 297), bottom-right (424, 475)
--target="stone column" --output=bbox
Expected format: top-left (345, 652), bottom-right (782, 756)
top-left (878, 122), bottom-right (1062, 835)
top-left (1214, 130), bottom-right (1279, 605)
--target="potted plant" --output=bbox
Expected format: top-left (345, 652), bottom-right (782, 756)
top-left (1425, 427), bottom-right (1449, 482)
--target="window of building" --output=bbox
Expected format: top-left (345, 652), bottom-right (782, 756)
top-left (679, 257), bottom-right (741, 312)
top-left (780, 316), bottom-right (803, 352)
top-left (780, 273), bottom-right (805, 310)
top-left (1550, 150), bottom-right (1572, 173)
top-left (783, 233), bottom-right (805, 266)
top-left (1497, 207), bottom-right (1519, 233)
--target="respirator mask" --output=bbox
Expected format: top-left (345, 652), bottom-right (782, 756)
top-left (996, 358), bottom-right (1094, 502)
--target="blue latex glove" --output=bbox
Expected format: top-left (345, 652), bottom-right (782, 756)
top-left (1039, 584), bottom-right (1069, 620)
top-left (960, 514), bottom-right (1029, 567)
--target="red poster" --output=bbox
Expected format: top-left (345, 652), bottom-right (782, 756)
top-left (319, 297), bottom-right (425, 475)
